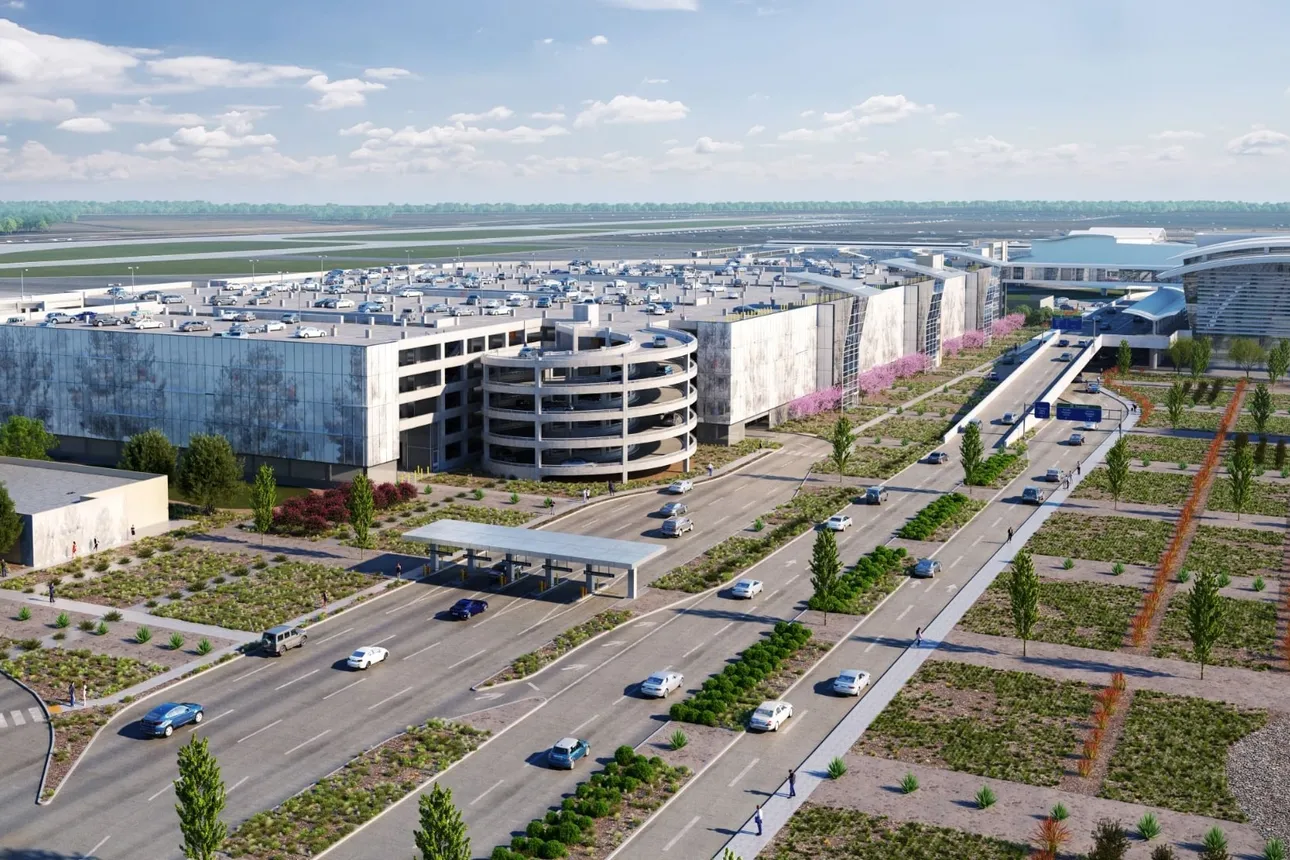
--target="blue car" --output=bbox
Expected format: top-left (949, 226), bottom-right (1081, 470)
top-left (450, 598), bottom-right (488, 620)
top-left (548, 737), bottom-right (591, 769)
top-left (140, 702), bottom-right (204, 738)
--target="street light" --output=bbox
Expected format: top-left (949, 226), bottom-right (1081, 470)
top-left (126, 266), bottom-right (138, 293)
top-left (249, 259), bottom-right (259, 284)
top-left (19, 268), bottom-right (26, 300)
top-left (405, 250), bottom-right (412, 283)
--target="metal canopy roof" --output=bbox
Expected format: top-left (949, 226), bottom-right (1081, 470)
top-left (1122, 287), bottom-right (1187, 322)
top-left (401, 520), bottom-right (665, 569)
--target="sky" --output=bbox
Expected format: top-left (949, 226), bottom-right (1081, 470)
top-left (1, 0), bottom-right (1289, 203)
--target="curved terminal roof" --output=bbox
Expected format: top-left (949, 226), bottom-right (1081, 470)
top-left (1122, 287), bottom-right (1186, 322)
top-left (1013, 235), bottom-right (1195, 269)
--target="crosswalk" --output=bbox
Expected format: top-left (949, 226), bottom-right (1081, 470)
top-left (0, 708), bottom-right (46, 730)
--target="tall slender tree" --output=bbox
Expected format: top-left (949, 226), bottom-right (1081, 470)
top-left (1165, 381), bottom-right (1186, 429)
top-left (1191, 337), bottom-right (1212, 380)
top-left (0, 481), bottom-right (22, 558)
top-left (1228, 444), bottom-right (1254, 521)
top-left (174, 736), bottom-right (227, 860)
top-left (347, 473), bottom-right (376, 550)
top-left (1117, 339), bottom-right (1133, 375)
top-left (829, 415), bottom-right (856, 482)
top-left (808, 526), bottom-right (842, 625)
top-left (1267, 339), bottom-right (1290, 386)
top-left (961, 421), bottom-right (984, 487)
top-left (413, 783), bottom-right (470, 860)
top-left (1249, 383), bottom-right (1273, 435)
top-left (250, 464), bottom-right (277, 543)
top-left (1007, 548), bottom-right (1040, 657)
top-left (1186, 569), bottom-right (1225, 680)
top-left (1104, 436), bottom-right (1130, 511)
top-left (1229, 337), bottom-right (1266, 378)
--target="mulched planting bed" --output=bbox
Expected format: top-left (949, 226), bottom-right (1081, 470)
top-left (355, 503), bottom-right (535, 555)
top-left (776, 407), bottom-right (890, 436)
top-left (1125, 433), bottom-right (1216, 465)
top-left (1184, 524), bottom-right (1285, 576)
top-left (45, 705), bottom-right (119, 799)
top-left (764, 806), bottom-right (1029, 860)
top-left (1152, 593), bottom-right (1280, 670)
top-left (59, 547), bottom-right (256, 607)
top-left (224, 719), bottom-right (486, 860)
top-left (484, 609), bottom-right (634, 685)
top-left (1100, 690), bottom-right (1267, 821)
top-left (960, 577), bottom-right (1141, 652)
top-left (1025, 512), bottom-right (1172, 566)
top-left (1207, 477), bottom-right (1290, 517)
top-left (856, 661), bottom-right (1094, 787)
top-left (1072, 468), bottom-right (1191, 507)
top-left (151, 561), bottom-right (378, 632)
top-left (0, 649), bottom-right (165, 704)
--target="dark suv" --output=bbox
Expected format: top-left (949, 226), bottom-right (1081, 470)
top-left (261, 624), bottom-right (307, 655)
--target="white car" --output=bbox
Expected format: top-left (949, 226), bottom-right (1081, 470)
top-left (399, 289), bottom-right (423, 298)
top-left (346, 646), bottom-right (389, 670)
top-left (824, 514), bottom-right (853, 531)
top-left (334, 299), bottom-right (355, 309)
top-left (731, 578), bottom-right (763, 599)
top-left (749, 700), bottom-right (793, 732)
top-left (132, 318), bottom-right (163, 329)
top-left (639, 671), bottom-right (684, 698)
top-left (262, 320), bottom-right (286, 332)
top-left (294, 326), bottom-right (327, 339)
top-left (667, 480), bottom-right (693, 494)
top-left (832, 669), bottom-right (871, 696)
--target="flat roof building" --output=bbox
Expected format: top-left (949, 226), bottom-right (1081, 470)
top-left (1001, 231), bottom-right (1196, 293)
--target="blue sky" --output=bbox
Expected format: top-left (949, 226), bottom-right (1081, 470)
top-left (1, 0), bottom-right (1288, 203)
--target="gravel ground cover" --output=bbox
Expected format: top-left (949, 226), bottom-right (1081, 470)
top-left (856, 661), bottom-right (1094, 787)
top-left (959, 577), bottom-right (1141, 651)
top-left (0, 649), bottom-right (165, 704)
top-left (1100, 690), bottom-right (1267, 821)
top-left (1226, 713), bottom-right (1290, 846)
top-left (1184, 524), bottom-right (1284, 576)
top-left (354, 503), bottom-right (535, 555)
top-left (44, 705), bottom-right (119, 799)
top-left (58, 547), bottom-right (256, 607)
top-left (1025, 513), bottom-right (1172, 566)
top-left (1152, 593), bottom-right (1280, 670)
top-left (763, 806), bottom-right (1028, 860)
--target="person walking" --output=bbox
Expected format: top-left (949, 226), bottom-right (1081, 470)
top-left (787, 768), bottom-right (796, 798)
top-left (130, 525), bottom-right (136, 538)
top-left (93, 538), bottom-right (99, 552)
top-left (753, 804), bottom-right (763, 836)
top-left (48, 581), bottom-right (55, 604)
top-left (321, 590), bottom-right (330, 609)
top-left (707, 463), bottom-right (715, 478)
top-left (1076, 462), bottom-right (1081, 476)
top-left (71, 540), bottom-right (77, 556)
top-left (395, 562), bottom-right (403, 580)
top-left (915, 627), bottom-right (922, 647)
top-left (1, 558), bottom-right (7, 577)
top-left (1007, 526), bottom-right (1014, 543)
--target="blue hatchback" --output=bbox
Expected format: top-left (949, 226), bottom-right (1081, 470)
top-left (547, 737), bottom-right (591, 769)
top-left (140, 702), bottom-right (204, 738)
top-left (450, 598), bottom-right (488, 620)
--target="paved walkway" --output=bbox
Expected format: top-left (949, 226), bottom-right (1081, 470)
top-left (0, 589), bottom-right (245, 641)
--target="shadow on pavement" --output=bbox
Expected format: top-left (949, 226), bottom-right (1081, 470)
top-left (934, 639), bottom-right (1176, 679)
top-left (0, 851), bottom-right (91, 860)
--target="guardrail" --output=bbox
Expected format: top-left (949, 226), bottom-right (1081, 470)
top-left (941, 329), bottom-right (1056, 443)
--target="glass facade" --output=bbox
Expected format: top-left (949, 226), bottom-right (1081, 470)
top-left (1185, 262), bottom-right (1290, 339)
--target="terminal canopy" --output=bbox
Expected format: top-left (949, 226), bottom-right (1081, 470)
top-left (402, 520), bottom-right (664, 571)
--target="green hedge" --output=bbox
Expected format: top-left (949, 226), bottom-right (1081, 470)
top-left (809, 545), bottom-right (907, 613)
top-left (668, 621), bottom-right (811, 727)
top-left (897, 493), bottom-right (971, 540)
top-left (969, 447), bottom-right (1024, 486)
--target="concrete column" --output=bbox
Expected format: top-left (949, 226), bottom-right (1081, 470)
top-left (430, 543), bottom-right (440, 573)
top-left (505, 552), bottom-right (514, 584)
top-left (584, 564), bottom-right (596, 595)
top-left (627, 566), bottom-right (637, 600)
top-left (1149, 349), bottom-right (1159, 369)
top-left (544, 558), bottom-right (555, 590)
top-left (467, 549), bottom-right (476, 576)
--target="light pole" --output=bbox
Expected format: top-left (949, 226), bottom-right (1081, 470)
top-left (127, 266), bottom-right (137, 293)
top-left (19, 268), bottom-right (26, 300)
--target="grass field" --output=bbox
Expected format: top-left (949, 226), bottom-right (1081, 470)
top-left (0, 239), bottom-right (356, 264)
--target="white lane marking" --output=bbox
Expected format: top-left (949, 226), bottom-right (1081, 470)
top-left (781, 709), bottom-right (809, 735)
top-left (727, 757), bottom-right (761, 788)
top-left (864, 638), bottom-right (883, 653)
top-left (527, 681), bottom-right (540, 692)
top-left (784, 573), bottom-right (800, 586)
top-left (316, 626), bottom-right (354, 645)
top-left (767, 589), bottom-right (782, 601)
top-left (9, 710), bottom-right (24, 726)
top-left (372, 633), bottom-right (398, 646)
top-left (401, 642), bottom-right (441, 661)
top-left (907, 581), bottom-right (920, 591)
top-left (284, 729), bottom-right (331, 756)
top-left (680, 640), bottom-right (706, 661)
top-left (571, 713), bottom-right (600, 734)
top-left (202, 709), bottom-right (234, 726)
top-left (663, 815), bottom-right (702, 852)
top-left (446, 649), bottom-right (487, 671)
top-left (896, 605), bottom-right (913, 621)
top-left (237, 719), bottom-right (282, 744)
top-left (0, 713), bottom-right (6, 728)
top-left (274, 668), bottom-right (319, 691)
top-left (470, 779), bottom-right (505, 807)
top-left (366, 685), bottom-right (415, 711)
top-left (232, 664), bottom-right (273, 683)
top-left (84, 835), bottom-right (110, 858)
top-left (992, 517), bottom-right (1003, 528)
top-left (146, 783), bottom-right (171, 802)
top-left (560, 664), bottom-right (588, 672)
top-left (322, 678), bottom-right (366, 701)
top-left (712, 621), bottom-right (736, 637)
top-left (785, 559), bottom-right (798, 567)
top-left (228, 775), bottom-right (249, 793)
top-left (971, 535), bottom-right (984, 547)
top-left (950, 554), bottom-right (964, 568)
top-left (474, 693), bottom-right (503, 702)
top-left (29, 707), bottom-right (43, 722)
top-left (517, 602), bottom-right (565, 637)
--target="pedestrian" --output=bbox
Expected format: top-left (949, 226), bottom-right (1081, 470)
top-left (0, 558), bottom-right (7, 577)
top-left (1076, 463), bottom-right (1081, 476)
top-left (321, 590), bottom-right (329, 608)
top-left (69, 682), bottom-right (76, 708)
top-left (754, 804), bottom-right (763, 836)
top-left (788, 768), bottom-right (796, 798)
top-left (130, 524), bottom-right (136, 538)
top-left (915, 627), bottom-right (922, 647)
top-left (707, 463), bottom-right (714, 478)
top-left (1007, 526), bottom-right (1014, 543)
top-left (395, 562), bottom-right (403, 580)
top-left (71, 540), bottom-right (77, 556)
top-left (93, 538), bottom-right (99, 552)
top-left (48, 581), bottom-right (55, 604)
top-left (608, 481), bottom-right (615, 496)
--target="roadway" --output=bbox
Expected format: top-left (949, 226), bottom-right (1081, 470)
top-left (0, 679), bottom-right (47, 816)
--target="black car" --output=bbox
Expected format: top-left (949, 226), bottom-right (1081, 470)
top-left (90, 315), bottom-right (123, 326)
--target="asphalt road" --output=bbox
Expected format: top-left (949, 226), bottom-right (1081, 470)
top-left (0, 678), bottom-right (47, 815)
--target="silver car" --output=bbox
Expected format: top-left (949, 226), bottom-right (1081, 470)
top-left (911, 558), bottom-right (941, 578)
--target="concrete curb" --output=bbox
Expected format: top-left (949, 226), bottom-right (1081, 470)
top-left (943, 331), bottom-right (1054, 443)
top-left (0, 666), bottom-right (54, 805)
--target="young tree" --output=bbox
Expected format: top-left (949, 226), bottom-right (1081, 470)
top-left (1249, 383), bottom-right (1273, 435)
top-left (829, 415), bottom-right (856, 482)
top-left (1168, 339), bottom-right (1195, 376)
top-left (961, 421), bottom-right (984, 486)
top-left (1227, 444), bottom-right (1254, 522)
top-left (176, 433), bottom-right (243, 513)
top-left (174, 735), bottom-right (227, 860)
top-left (1186, 569), bottom-right (1225, 680)
top-left (1266, 338), bottom-right (1290, 385)
top-left (0, 415), bottom-right (58, 460)
top-left (1229, 337), bottom-right (1266, 378)
top-left (0, 481), bottom-right (22, 558)
top-left (1104, 436), bottom-right (1130, 511)
top-left (1116, 339), bottom-right (1132, 375)
top-left (1088, 819), bottom-right (1131, 860)
top-left (1007, 548), bottom-right (1040, 657)
top-left (250, 464), bottom-right (277, 542)
top-left (1191, 336), bottom-right (1212, 380)
top-left (347, 473), bottom-right (376, 549)
top-left (1165, 381), bottom-right (1186, 429)
top-left (808, 526), bottom-right (842, 625)
top-left (118, 428), bottom-right (178, 478)
top-left (413, 783), bottom-right (470, 860)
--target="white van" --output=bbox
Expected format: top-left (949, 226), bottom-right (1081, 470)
top-left (564, 290), bottom-right (583, 303)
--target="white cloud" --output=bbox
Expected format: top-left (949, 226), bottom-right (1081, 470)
top-left (0, 19), bottom-right (139, 92)
top-left (746, 124), bottom-right (765, 137)
top-left (692, 136), bottom-right (742, 154)
top-left (172, 124), bottom-right (277, 149)
top-left (854, 150), bottom-right (889, 164)
top-left (1149, 145), bottom-right (1186, 162)
top-left (642, 78), bottom-right (668, 85)
top-left (1048, 142), bottom-right (1081, 160)
top-left (146, 55), bottom-right (317, 88)
top-left (381, 123), bottom-right (569, 148)
top-left (600, 0), bottom-right (697, 9)
top-left (590, 35), bottom-right (610, 46)
top-left (531, 111), bottom-right (566, 121)
top-left (340, 121), bottom-right (392, 137)
top-left (0, 134), bottom-right (6, 144)
top-left (96, 98), bottom-right (203, 126)
top-left (1227, 129), bottom-right (1290, 156)
top-left (935, 111), bottom-right (962, 124)
top-left (193, 146), bottom-right (229, 159)
top-left (800, 110), bottom-right (815, 118)
top-left (0, 94), bottom-right (76, 120)
top-left (818, 94), bottom-right (934, 127)
top-left (541, 38), bottom-right (555, 45)
top-left (448, 106), bottom-right (514, 123)
top-left (959, 135), bottom-right (1014, 154)
top-left (135, 137), bottom-right (178, 153)
top-left (574, 95), bottom-right (689, 127)
top-left (57, 116), bottom-right (113, 133)
top-left (1150, 129), bottom-right (1204, 141)
top-left (304, 74), bottom-right (385, 110)
top-left (363, 67), bottom-right (411, 81)
top-left (6, 1), bottom-right (26, 9)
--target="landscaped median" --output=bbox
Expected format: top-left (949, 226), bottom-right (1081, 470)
top-left (968, 443), bottom-right (1027, 488)
top-left (43, 706), bottom-right (119, 801)
top-left (896, 493), bottom-right (984, 542)
top-left (480, 609), bottom-right (634, 687)
top-left (224, 719), bottom-right (487, 859)
top-left (808, 546), bottom-right (908, 616)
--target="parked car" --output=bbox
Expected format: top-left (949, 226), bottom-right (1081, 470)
top-left (294, 326), bottom-right (327, 338)
top-left (824, 514), bottom-right (853, 531)
top-left (731, 578), bottom-right (763, 599)
top-left (427, 303), bottom-right (450, 313)
top-left (211, 295), bottom-right (236, 306)
top-left (261, 625), bottom-right (307, 655)
top-left (659, 502), bottom-right (688, 517)
top-left (832, 669), bottom-right (871, 697)
top-left (661, 516), bottom-right (693, 537)
top-left (450, 598), bottom-right (488, 620)
top-left (231, 311), bottom-right (257, 322)
top-left (140, 702), bottom-right (204, 738)
top-left (261, 320), bottom-right (285, 332)
top-left (347, 646), bottom-right (389, 670)
top-left (911, 558), bottom-right (941, 579)
top-left (1068, 432), bottom-right (1086, 446)
top-left (282, 312), bottom-right (301, 324)
top-left (160, 294), bottom-right (184, 304)
top-left (1022, 486), bottom-right (1049, 505)
top-left (640, 671), bottom-right (684, 698)
top-left (44, 312), bottom-right (77, 324)
top-left (926, 451), bottom-right (950, 465)
top-left (179, 321), bottom-right (210, 332)
top-left (864, 486), bottom-right (889, 505)
top-left (399, 289), bottom-right (423, 298)
top-left (247, 295), bottom-right (271, 306)
top-left (133, 318), bottom-right (164, 329)
top-left (547, 737), bottom-right (591, 769)
top-left (90, 315), bottom-right (124, 327)
top-left (334, 299), bottom-right (355, 309)
top-left (749, 700), bottom-right (794, 732)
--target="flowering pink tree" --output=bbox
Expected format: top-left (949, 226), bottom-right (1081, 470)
top-left (990, 313), bottom-right (1025, 338)
top-left (962, 329), bottom-right (987, 350)
top-left (787, 386), bottom-right (843, 418)
top-left (858, 352), bottom-right (931, 397)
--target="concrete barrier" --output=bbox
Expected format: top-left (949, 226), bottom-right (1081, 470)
top-left (942, 330), bottom-right (1056, 444)
top-left (1000, 335), bottom-right (1103, 448)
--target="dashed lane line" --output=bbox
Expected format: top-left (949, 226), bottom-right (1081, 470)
top-left (316, 626), bottom-right (354, 645)
top-left (274, 669), bottom-right (319, 691)
top-left (727, 757), bottom-right (761, 788)
top-left (446, 649), bottom-right (487, 671)
top-left (663, 816), bottom-right (702, 852)
top-left (284, 729), bottom-right (331, 756)
top-left (236, 719), bottom-right (282, 744)
top-left (322, 678), bottom-right (366, 701)
top-left (470, 779), bottom-right (505, 807)
top-left (366, 685), bottom-right (415, 711)
top-left (401, 642), bottom-right (441, 661)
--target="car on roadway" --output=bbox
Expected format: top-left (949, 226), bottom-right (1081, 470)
top-left (911, 558), bottom-right (941, 579)
top-left (1059, 352), bottom-right (1073, 362)
top-left (640, 671), bottom-right (684, 698)
top-left (824, 514), bottom-right (853, 531)
top-left (294, 326), bottom-right (327, 338)
top-left (832, 669), bottom-right (871, 696)
top-left (547, 737), bottom-right (591, 769)
top-left (1057, 338), bottom-right (1070, 347)
top-left (261, 624), bottom-right (307, 655)
top-left (1022, 486), bottom-right (1049, 505)
top-left (1088, 382), bottom-right (1101, 394)
top-left (1068, 432), bottom-right (1086, 446)
top-left (864, 486), bottom-right (889, 505)
top-left (661, 516), bottom-right (693, 537)
top-left (667, 479), bottom-right (693, 494)
top-left (659, 501), bottom-right (688, 517)
top-left (347, 646), bottom-right (389, 670)
top-left (926, 451), bottom-right (950, 465)
top-left (90, 315), bottom-right (124, 327)
top-left (987, 370), bottom-right (1001, 382)
top-left (140, 702), bottom-right (204, 738)
top-left (1000, 411), bottom-right (1019, 425)
top-left (749, 700), bottom-right (794, 732)
top-left (1046, 468), bottom-right (1063, 482)
top-left (1080, 421), bottom-right (1099, 431)
top-left (133, 318), bottom-right (164, 329)
top-left (179, 320), bottom-right (211, 332)
top-left (450, 598), bottom-right (488, 620)
top-left (731, 578), bottom-right (763, 599)
top-left (958, 418), bottom-right (983, 434)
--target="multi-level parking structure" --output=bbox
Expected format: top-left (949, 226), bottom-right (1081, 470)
top-left (481, 321), bottom-right (698, 482)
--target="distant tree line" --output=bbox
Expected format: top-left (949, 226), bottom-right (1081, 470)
top-left (4, 199), bottom-right (1290, 234)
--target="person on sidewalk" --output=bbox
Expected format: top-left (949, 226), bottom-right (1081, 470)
top-left (130, 525), bottom-right (136, 538)
top-left (93, 538), bottom-right (99, 552)
top-left (787, 768), bottom-right (796, 798)
top-left (915, 627), bottom-right (922, 647)
top-left (1007, 526), bottom-right (1014, 543)
top-left (753, 804), bottom-right (763, 836)
top-left (321, 590), bottom-right (330, 609)
top-left (707, 463), bottom-right (715, 478)
top-left (48, 582), bottom-right (56, 604)
top-left (395, 562), bottom-right (403, 580)
top-left (1076, 463), bottom-right (1081, 476)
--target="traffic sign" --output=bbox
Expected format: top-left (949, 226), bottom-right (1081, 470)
top-left (1050, 317), bottom-right (1084, 333)
top-left (1056, 404), bottom-right (1103, 423)
top-left (1033, 401), bottom-right (1051, 419)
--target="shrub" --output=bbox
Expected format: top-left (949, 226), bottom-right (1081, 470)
top-left (669, 730), bottom-right (688, 750)
top-left (144, 599), bottom-right (158, 608)
top-left (77, 619), bottom-right (94, 632)
top-left (1264, 839), bottom-right (1287, 860)
top-left (669, 621), bottom-right (812, 727)
top-left (1137, 812), bottom-right (1162, 840)
top-left (897, 493), bottom-right (972, 540)
top-left (752, 517), bottom-right (765, 532)
top-left (1089, 819), bottom-right (1130, 860)
top-left (1216, 571), bottom-right (1231, 588)
top-left (1033, 816), bottom-right (1072, 859)
top-left (1063, 557), bottom-right (1075, 570)
top-left (94, 560), bottom-right (111, 573)
top-left (1111, 563), bottom-right (1125, 576)
top-left (16, 606), bottom-right (30, 621)
top-left (1254, 575), bottom-right (1266, 592)
top-left (1177, 570), bottom-right (1191, 583)
top-left (168, 633), bottom-right (185, 651)
top-left (826, 757), bottom-right (848, 779)
top-left (134, 626), bottom-right (152, 644)
top-left (18, 638), bottom-right (41, 651)
top-left (808, 545), bottom-right (907, 614)
top-left (510, 491), bottom-right (520, 505)
top-left (253, 559), bottom-right (268, 569)
top-left (423, 484), bottom-right (433, 495)
top-left (1256, 437), bottom-right (1269, 465)
top-left (899, 772), bottom-right (919, 794)
top-left (1277, 440), bottom-right (1288, 470)
top-left (1151, 846), bottom-right (1178, 860)
top-left (136, 547), bottom-right (155, 559)
top-left (272, 554), bottom-right (288, 562)
top-left (53, 612), bottom-right (70, 628)
top-left (104, 610), bottom-right (123, 622)
top-left (95, 621), bottom-right (108, 636)
top-left (1050, 802), bottom-right (1069, 821)
top-left (974, 785), bottom-right (996, 809)
top-left (969, 448), bottom-right (1024, 486)
top-left (52, 631), bottom-right (65, 641)
top-left (1200, 827), bottom-right (1229, 860)
top-left (118, 556), bottom-right (131, 565)
top-left (196, 638), bottom-right (213, 656)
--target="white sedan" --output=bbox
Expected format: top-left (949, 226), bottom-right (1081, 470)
top-left (346, 646), bottom-right (389, 670)
top-left (639, 671), bottom-right (684, 698)
top-left (731, 579), bottom-right (763, 599)
top-left (294, 326), bottom-right (327, 338)
top-left (399, 289), bottom-right (423, 298)
top-left (132, 318), bottom-right (163, 329)
top-left (262, 320), bottom-right (286, 332)
top-left (824, 514), bottom-right (853, 531)
top-left (749, 700), bottom-right (793, 732)
top-left (832, 669), bottom-right (871, 696)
